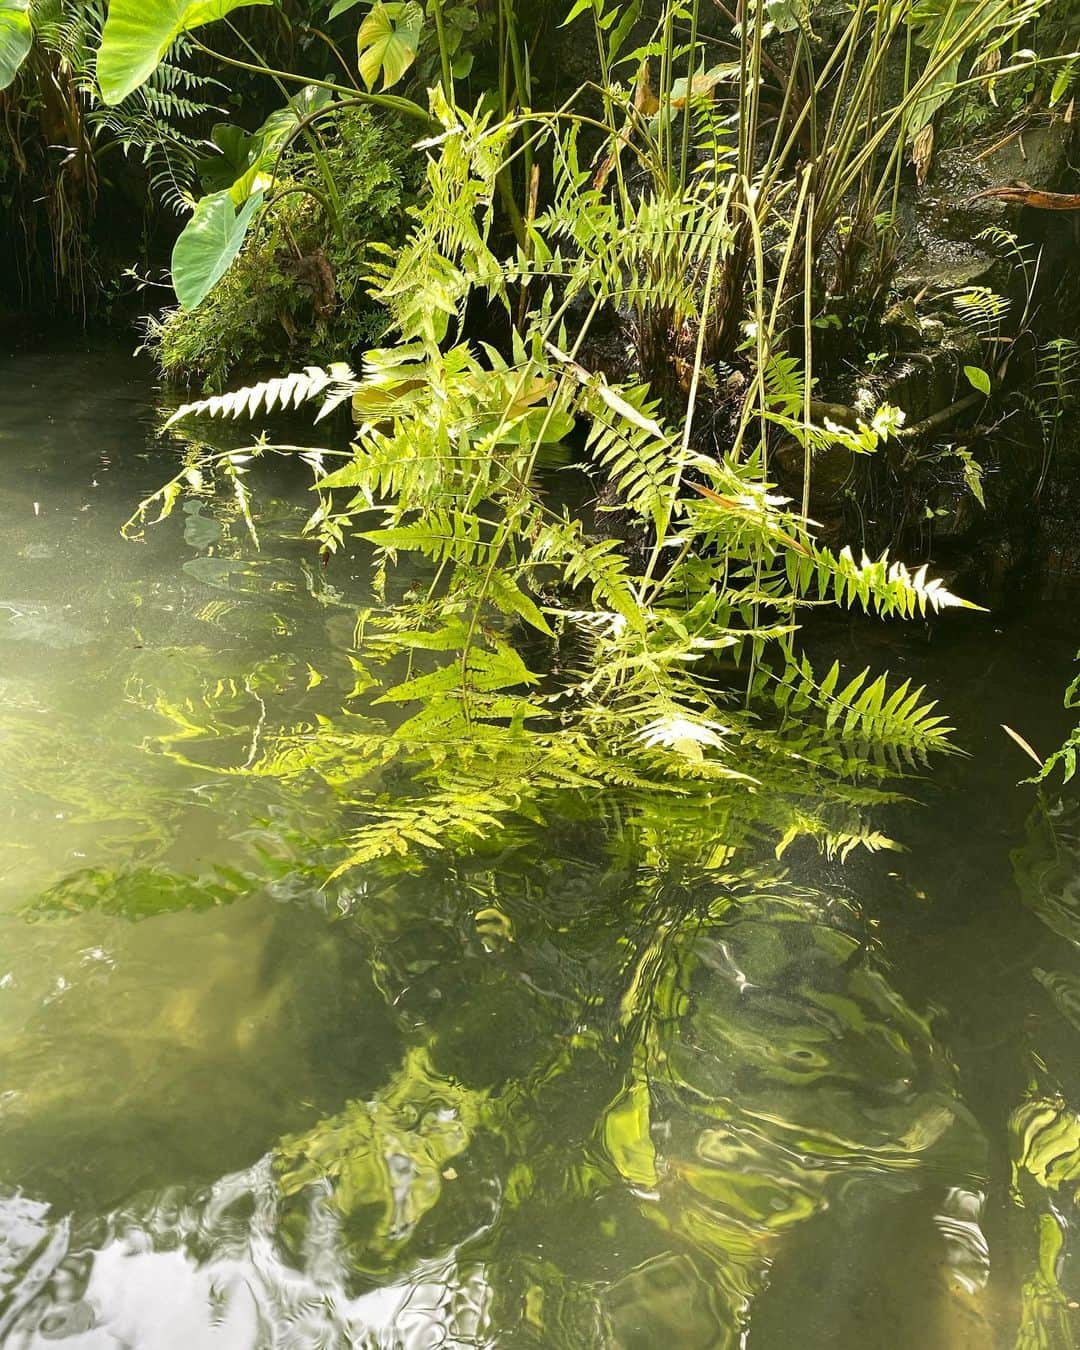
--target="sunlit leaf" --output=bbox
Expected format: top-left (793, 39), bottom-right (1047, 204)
top-left (0, 0), bottom-right (32, 91)
top-left (97, 0), bottom-right (273, 105)
top-left (963, 364), bottom-right (991, 396)
top-left (356, 0), bottom-right (422, 90)
top-left (171, 188), bottom-right (265, 310)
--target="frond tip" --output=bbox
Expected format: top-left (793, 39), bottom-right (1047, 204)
top-left (165, 364), bottom-right (358, 427)
top-left (803, 547), bottom-right (985, 617)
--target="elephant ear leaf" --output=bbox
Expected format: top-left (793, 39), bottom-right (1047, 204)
top-left (172, 189), bottom-right (264, 310)
top-left (97, 0), bottom-right (273, 105)
top-left (0, 0), bottom-right (32, 91)
top-left (357, 1), bottom-right (422, 90)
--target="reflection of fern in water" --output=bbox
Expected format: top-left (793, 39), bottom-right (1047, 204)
top-left (1033, 337), bottom-right (1080, 498)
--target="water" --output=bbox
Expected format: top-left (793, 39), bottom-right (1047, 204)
top-left (1, 338), bottom-right (1080, 1347)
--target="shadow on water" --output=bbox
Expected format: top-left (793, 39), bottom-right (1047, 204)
top-left (2, 339), bottom-right (1080, 1346)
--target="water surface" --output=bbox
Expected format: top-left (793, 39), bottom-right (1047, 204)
top-left (2, 339), bottom-right (1080, 1347)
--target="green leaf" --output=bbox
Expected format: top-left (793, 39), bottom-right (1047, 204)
top-left (329, 0), bottom-right (365, 14)
top-left (0, 0), bottom-right (32, 91)
top-left (605, 0), bottom-right (639, 64)
top-left (201, 86), bottom-right (337, 203)
top-left (561, 0), bottom-right (595, 26)
top-left (1050, 59), bottom-right (1076, 107)
top-left (171, 188), bottom-right (264, 310)
top-left (963, 364), bottom-right (991, 396)
top-left (97, 0), bottom-right (273, 105)
top-left (356, 1), bottom-right (422, 91)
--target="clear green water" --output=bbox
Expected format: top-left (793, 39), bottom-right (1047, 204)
top-left (2, 339), bottom-right (1080, 1348)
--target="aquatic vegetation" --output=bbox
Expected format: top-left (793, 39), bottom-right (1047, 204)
top-left (144, 70), bottom-right (981, 871)
top-left (89, 0), bottom-right (1080, 871)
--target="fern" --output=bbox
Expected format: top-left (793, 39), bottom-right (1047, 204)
top-left (769, 657), bottom-right (953, 770)
top-left (36, 6), bottom-right (223, 216)
top-left (1035, 338), bottom-right (1080, 439)
top-left (145, 83), bottom-right (979, 876)
top-left (793, 546), bottom-right (981, 618)
top-left (165, 364), bottom-right (358, 427)
top-left (952, 286), bottom-right (1009, 343)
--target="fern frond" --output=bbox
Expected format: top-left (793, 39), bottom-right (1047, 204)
top-left (770, 656), bottom-right (954, 768)
top-left (952, 286), bottom-right (1009, 342)
top-left (793, 546), bottom-right (981, 618)
top-left (165, 364), bottom-right (358, 427)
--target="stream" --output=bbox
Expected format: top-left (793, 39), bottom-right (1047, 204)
top-left (2, 337), bottom-right (1080, 1348)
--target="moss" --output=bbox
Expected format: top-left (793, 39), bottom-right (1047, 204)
top-left (143, 109), bottom-right (421, 392)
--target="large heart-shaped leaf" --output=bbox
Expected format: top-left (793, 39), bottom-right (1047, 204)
top-left (97, 0), bottom-right (273, 105)
top-left (172, 188), bottom-right (264, 310)
top-left (197, 122), bottom-right (257, 193)
top-left (357, 1), bottom-right (422, 91)
top-left (0, 0), bottom-right (32, 91)
top-left (200, 87), bottom-right (336, 204)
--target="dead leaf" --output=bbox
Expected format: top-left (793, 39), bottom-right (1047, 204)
top-left (635, 59), bottom-right (659, 117)
top-left (971, 184), bottom-right (1080, 210)
top-left (972, 46), bottom-right (1001, 78)
top-left (912, 122), bottom-right (934, 187)
top-left (1001, 723), bottom-right (1044, 768)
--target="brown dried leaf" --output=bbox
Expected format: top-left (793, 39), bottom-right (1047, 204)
top-left (913, 122), bottom-right (934, 187)
top-left (634, 59), bottom-right (659, 117)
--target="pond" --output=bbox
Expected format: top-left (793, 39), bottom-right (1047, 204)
top-left (2, 337), bottom-right (1080, 1348)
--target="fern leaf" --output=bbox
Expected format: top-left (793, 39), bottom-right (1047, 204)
top-left (165, 365), bottom-right (357, 427)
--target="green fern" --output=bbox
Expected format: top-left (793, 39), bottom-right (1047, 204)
top-left (165, 364), bottom-right (358, 426)
top-left (145, 86), bottom-right (979, 876)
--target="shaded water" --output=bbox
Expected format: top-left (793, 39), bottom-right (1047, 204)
top-left (2, 339), bottom-right (1080, 1347)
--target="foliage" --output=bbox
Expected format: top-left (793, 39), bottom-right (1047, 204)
top-left (96, 0), bottom-right (272, 105)
top-left (144, 107), bottom-right (419, 390)
top-left (172, 186), bottom-right (266, 309)
top-left (1032, 656), bottom-right (1080, 785)
top-left (0, 0), bottom-right (31, 90)
top-left (0, 0), bottom-right (226, 310)
top-left (145, 75), bottom-right (986, 875)
top-left (6, 0), bottom-right (1074, 864)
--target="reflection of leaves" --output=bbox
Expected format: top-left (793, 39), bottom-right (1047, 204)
top-left (1012, 803), bottom-right (1080, 950)
top-left (182, 499), bottom-right (224, 550)
top-left (1011, 1093), bottom-right (1080, 1193)
top-left (1016, 1212), bottom-right (1076, 1350)
top-left (276, 1045), bottom-right (485, 1275)
top-left (29, 862), bottom-right (263, 920)
top-left (1033, 967), bottom-right (1080, 1032)
top-left (603, 1053), bottom-right (658, 1190)
top-left (1009, 1085), bottom-right (1080, 1349)
top-left (593, 880), bottom-right (982, 1338)
top-left (182, 555), bottom-right (256, 589)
